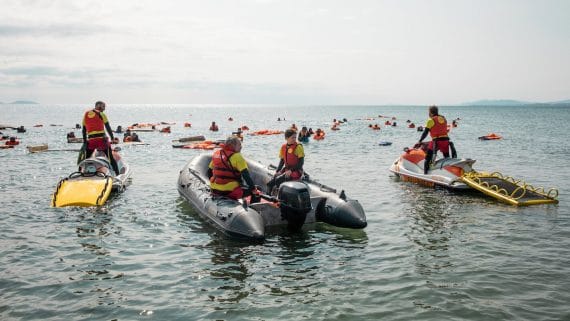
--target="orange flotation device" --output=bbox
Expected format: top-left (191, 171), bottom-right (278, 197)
top-left (184, 122), bottom-right (192, 128)
top-left (478, 133), bottom-right (502, 140)
top-left (384, 121), bottom-right (391, 126)
top-left (160, 126), bottom-right (171, 133)
top-left (408, 123), bottom-right (415, 128)
top-left (241, 125), bottom-right (249, 131)
top-left (249, 129), bottom-right (283, 136)
top-left (313, 131), bottom-right (326, 140)
top-left (182, 140), bottom-right (219, 150)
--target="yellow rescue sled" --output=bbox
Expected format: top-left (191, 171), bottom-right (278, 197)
top-left (51, 174), bottom-right (113, 207)
top-left (461, 171), bottom-right (558, 206)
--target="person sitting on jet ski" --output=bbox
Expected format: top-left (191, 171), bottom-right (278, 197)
top-left (267, 129), bottom-right (305, 193)
top-left (416, 105), bottom-right (457, 174)
top-left (207, 136), bottom-right (256, 200)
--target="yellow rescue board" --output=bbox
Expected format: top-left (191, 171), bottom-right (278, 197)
top-left (51, 177), bottom-right (113, 207)
top-left (461, 171), bottom-right (558, 206)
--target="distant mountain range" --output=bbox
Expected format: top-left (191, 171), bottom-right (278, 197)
top-left (0, 100), bottom-right (39, 104)
top-left (461, 99), bottom-right (570, 106)
top-left (11, 100), bottom-right (39, 104)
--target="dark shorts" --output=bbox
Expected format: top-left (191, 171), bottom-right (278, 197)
top-left (428, 140), bottom-right (449, 155)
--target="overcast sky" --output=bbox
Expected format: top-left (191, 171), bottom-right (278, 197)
top-left (1, 0), bottom-right (568, 105)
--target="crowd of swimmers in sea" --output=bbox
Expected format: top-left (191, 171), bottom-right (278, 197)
top-left (2, 105), bottom-right (464, 153)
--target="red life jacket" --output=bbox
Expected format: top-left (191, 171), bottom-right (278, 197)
top-left (210, 147), bottom-right (241, 185)
top-left (84, 110), bottom-right (105, 138)
top-left (281, 142), bottom-right (300, 169)
top-left (5, 140), bottom-right (19, 146)
top-left (429, 115), bottom-right (448, 139)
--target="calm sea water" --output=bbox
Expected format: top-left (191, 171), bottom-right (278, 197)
top-left (1, 104), bottom-right (569, 321)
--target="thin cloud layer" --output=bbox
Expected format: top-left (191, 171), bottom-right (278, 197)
top-left (1, 0), bottom-right (569, 104)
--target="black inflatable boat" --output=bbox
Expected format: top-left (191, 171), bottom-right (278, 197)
top-left (177, 154), bottom-right (367, 240)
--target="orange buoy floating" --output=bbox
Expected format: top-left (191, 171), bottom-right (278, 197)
top-left (478, 133), bottom-right (502, 140)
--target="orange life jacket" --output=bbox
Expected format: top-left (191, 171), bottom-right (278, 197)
top-left (429, 115), bottom-right (448, 139)
top-left (210, 148), bottom-right (241, 185)
top-left (84, 110), bottom-right (105, 138)
top-left (281, 142), bottom-right (300, 169)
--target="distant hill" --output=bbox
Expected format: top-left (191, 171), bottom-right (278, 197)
top-left (548, 99), bottom-right (570, 104)
top-left (461, 99), bottom-right (570, 106)
top-left (10, 100), bottom-right (39, 104)
top-left (461, 99), bottom-right (531, 106)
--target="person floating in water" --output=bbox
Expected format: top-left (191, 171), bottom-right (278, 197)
top-left (232, 127), bottom-right (244, 141)
top-left (298, 126), bottom-right (310, 143)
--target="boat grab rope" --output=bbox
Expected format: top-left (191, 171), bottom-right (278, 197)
top-left (187, 168), bottom-right (212, 193)
top-left (95, 176), bottom-right (111, 205)
top-left (51, 176), bottom-right (70, 206)
top-left (462, 171), bottom-right (559, 200)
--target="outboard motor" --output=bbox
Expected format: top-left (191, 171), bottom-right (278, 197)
top-left (277, 181), bottom-right (312, 231)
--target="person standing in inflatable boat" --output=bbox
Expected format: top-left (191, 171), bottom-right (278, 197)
top-left (267, 129), bottom-right (305, 192)
top-left (416, 105), bottom-right (457, 174)
top-left (208, 136), bottom-right (256, 200)
top-left (80, 101), bottom-right (119, 174)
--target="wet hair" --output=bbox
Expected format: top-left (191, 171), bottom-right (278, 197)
top-left (284, 128), bottom-right (296, 138)
top-left (429, 105), bottom-right (439, 116)
top-left (95, 101), bottom-right (105, 109)
top-left (301, 126), bottom-right (308, 131)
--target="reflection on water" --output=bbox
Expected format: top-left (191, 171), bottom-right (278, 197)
top-left (64, 208), bottom-right (126, 311)
top-left (175, 196), bottom-right (369, 310)
top-left (399, 186), bottom-right (458, 276)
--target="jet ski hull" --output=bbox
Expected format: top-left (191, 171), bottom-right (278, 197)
top-left (389, 148), bottom-right (475, 190)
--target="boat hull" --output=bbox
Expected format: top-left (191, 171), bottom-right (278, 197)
top-left (177, 154), bottom-right (367, 239)
top-left (389, 150), bottom-right (475, 190)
